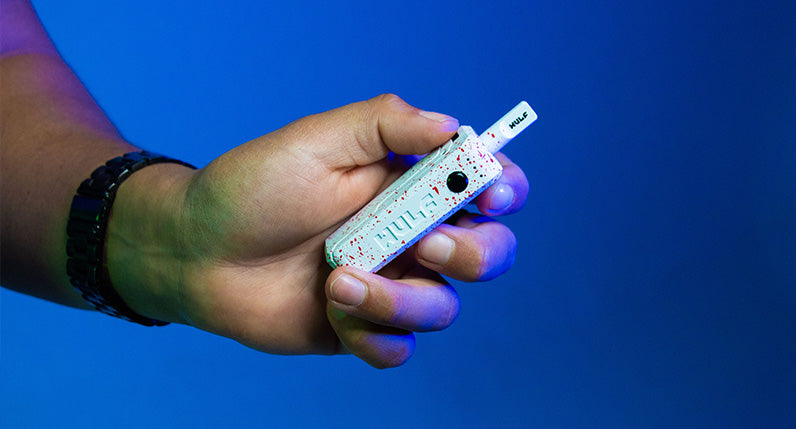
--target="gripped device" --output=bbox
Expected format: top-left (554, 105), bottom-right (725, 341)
top-left (325, 101), bottom-right (537, 272)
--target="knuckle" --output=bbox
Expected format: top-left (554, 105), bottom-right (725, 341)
top-left (372, 93), bottom-right (413, 116)
top-left (385, 290), bottom-right (405, 326)
top-left (464, 233), bottom-right (493, 281)
top-left (473, 245), bottom-right (492, 281)
top-left (435, 285), bottom-right (460, 329)
top-left (373, 92), bottom-right (403, 107)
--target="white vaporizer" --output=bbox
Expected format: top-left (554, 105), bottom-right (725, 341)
top-left (325, 101), bottom-right (537, 273)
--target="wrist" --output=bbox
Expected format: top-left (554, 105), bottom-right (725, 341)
top-left (105, 162), bottom-right (197, 325)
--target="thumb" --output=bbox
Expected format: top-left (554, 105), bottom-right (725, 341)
top-left (288, 93), bottom-right (459, 169)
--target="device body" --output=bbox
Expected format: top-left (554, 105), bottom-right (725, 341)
top-left (325, 102), bottom-right (537, 273)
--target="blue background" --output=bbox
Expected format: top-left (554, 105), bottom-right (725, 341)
top-left (2, 1), bottom-right (794, 427)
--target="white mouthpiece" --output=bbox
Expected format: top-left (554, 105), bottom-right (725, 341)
top-left (479, 101), bottom-right (537, 153)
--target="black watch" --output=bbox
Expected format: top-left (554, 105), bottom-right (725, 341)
top-left (66, 151), bottom-right (195, 326)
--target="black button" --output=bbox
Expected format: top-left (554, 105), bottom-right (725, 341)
top-left (446, 171), bottom-right (468, 193)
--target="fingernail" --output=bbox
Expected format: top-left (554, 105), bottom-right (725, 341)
top-left (489, 184), bottom-right (514, 213)
top-left (330, 275), bottom-right (367, 307)
top-left (419, 110), bottom-right (459, 132)
top-left (418, 232), bottom-right (454, 265)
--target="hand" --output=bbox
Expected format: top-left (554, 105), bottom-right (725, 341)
top-left (106, 94), bottom-right (529, 368)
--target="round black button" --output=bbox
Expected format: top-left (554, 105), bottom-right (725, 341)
top-left (446, 171), bottom-right (468, 193)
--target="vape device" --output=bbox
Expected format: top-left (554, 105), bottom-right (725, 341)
top-left (325, 101), bottom-right (537, 272)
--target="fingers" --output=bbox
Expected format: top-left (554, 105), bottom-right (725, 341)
top-left (297, 93), bottom-right (459, 169)
top-left (414, 212), bottom-right (517, 282)
top-left (473, 152), bottom-right (529, 216)
top-left (326, 304), bottom-right (416, 369)
top-left (324, 266), bottom-right (459, 369)
top-left (325, 266), bottom-right (459, 332)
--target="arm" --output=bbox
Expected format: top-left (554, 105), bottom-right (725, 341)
top-left (0, 0), bottom-right (166, 306)
top-left (1, 0), bottom-right (530, 368)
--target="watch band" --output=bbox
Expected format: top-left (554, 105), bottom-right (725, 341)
top-left (66, 151), bottom-right (196, 326)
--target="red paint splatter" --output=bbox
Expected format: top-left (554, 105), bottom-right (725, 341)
top-left (432, 186), bottom-right (439, 194)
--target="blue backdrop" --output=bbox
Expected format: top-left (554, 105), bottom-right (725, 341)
top-left (2, 1), bottom-right (794, 427)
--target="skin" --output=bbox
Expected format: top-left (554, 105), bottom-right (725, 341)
top-left (0, 0), bottom-right (529, 368)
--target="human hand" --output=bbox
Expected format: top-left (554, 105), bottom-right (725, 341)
top-left (106, 94), bottom-right (529, 368)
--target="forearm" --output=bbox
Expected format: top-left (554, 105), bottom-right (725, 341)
top-left (0, 1), bottom-right (139, 307)
top-left (0, 54), bottom-right (140, 306)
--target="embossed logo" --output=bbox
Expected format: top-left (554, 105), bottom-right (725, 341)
top-left (373, 193), bottom-right (439, 250)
